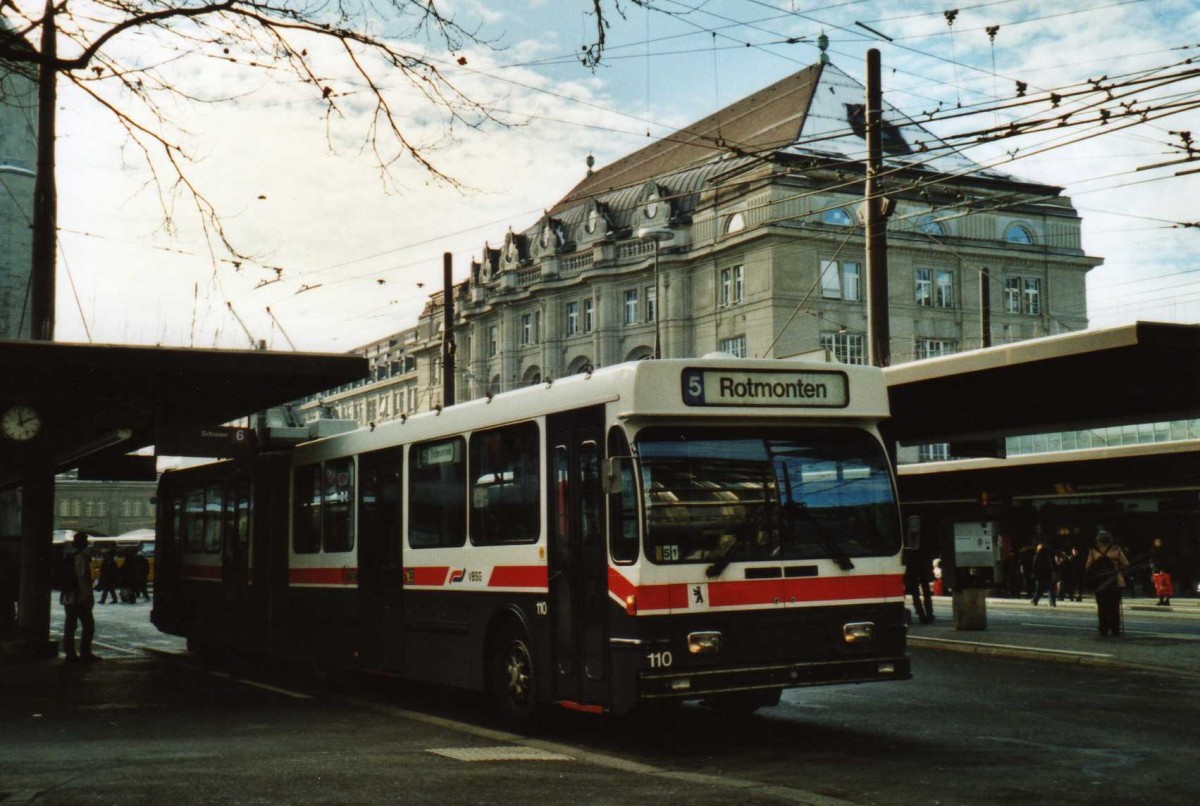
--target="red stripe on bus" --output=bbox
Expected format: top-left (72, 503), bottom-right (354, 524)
top-left (288, 567), bottom-right (359, 585)
top-left (407, 566), bottom-right (450, 586)
top-left (610, 569), bottom-right (904, 610)
top-left (487, 566), bottom-right (549, 588)
top-left (180, 565), bottom-right (223, 580)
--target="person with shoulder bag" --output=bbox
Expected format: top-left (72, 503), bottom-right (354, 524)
top-left (1085, 529), bottom-right (1129, 637)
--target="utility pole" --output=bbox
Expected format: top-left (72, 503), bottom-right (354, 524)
top-left (30, 0), bottom-right (57, 341)
top-left (864, 48), bottom-right (894, 368)
top-left (979, 268), bottom-right (992, 348)
top-left (442, 252), bottom-right (455, 407)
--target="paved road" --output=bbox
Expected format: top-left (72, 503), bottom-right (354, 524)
top-left (0, 596), bottom-right (1195, 805)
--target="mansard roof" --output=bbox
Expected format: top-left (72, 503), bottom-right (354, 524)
top-left (549, 61), bottom-right (1039, 220)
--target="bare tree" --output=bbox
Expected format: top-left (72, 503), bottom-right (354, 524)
top-left (0, 1), bottom-right (523, 339)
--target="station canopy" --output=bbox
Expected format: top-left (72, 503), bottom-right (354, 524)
top-left (0, 340), bottom-right (367, 489)
top-left (883, 321), bottom-right (1200, 446)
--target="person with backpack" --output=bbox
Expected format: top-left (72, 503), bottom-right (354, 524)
top-left (58, 532), bottom-right (100, 662)
top-left (1085, 529), bottom-right (1129, 637)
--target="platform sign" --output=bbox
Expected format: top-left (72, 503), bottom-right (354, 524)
top-left (156, 425), bottom-right (257, 458)
top-left (681, 368), bottom-right (849, 408)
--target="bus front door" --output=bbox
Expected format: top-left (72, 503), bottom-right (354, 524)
top-left (548, 408), bottom-right (609, 708)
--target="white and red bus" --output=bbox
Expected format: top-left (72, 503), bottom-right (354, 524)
top-left (153, 357), bottom-right (910, 726)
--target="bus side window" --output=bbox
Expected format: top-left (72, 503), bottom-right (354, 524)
top-left (469, 422), bottom-right (540, 545)
top-left (408, 437), bottom-right (467, 549)
top-left (607, 428), bottom-right (639, 564)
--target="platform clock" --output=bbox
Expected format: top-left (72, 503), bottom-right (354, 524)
top-left (1, 405), bottom-right (43, 442)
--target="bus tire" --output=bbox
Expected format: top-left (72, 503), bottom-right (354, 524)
top-left (490, 621), bottom-right (537, 731)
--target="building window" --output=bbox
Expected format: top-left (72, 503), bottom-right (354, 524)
top-left (520, 313), bottom-right (532, 346)
top-left (566, 302), bottom-right (579, 336)
top-left (645, 286), bottom-right (656, 323)
top-left (720, 335), bottom-right (747, 358)
top-left (720, 265), bottom-right (745, 305)
top-left (916, 269), bottom-right (954, 308)
top-left (1005, 223), bottom-right (1034, 244)
top-left (820, 259), bottom-right (861, 301)
top-left (822, 207), bottom-right (853, 226)
top-left (624, 289), bottom-right (639, 325)
top-left (488, 326), bottom-right (498, 356)
top-left (1004, 276), bottom-right (1042, 315)
top-left (915, 339), bottom-right (958, 360)
top-left (724, 212), bottom-right (746, 234)
top-left (583, 299), bottom-right (594, 333)
top-left (820, 331), bottom-right (866, 365)
top-left (918, 444), bottom-right (951, 462)
top-left (935, 270), bottom-right (954, 308)
top-left (916, 214), bottom-right (944, 235)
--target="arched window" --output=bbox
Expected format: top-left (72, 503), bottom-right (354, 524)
top-left (1005, 223), bottom-right (1034, 244)
top-left (566, 356), bottom-right (593, 376)
top-left (522, 365), bottom-right (542, 387)
top-left (724, 212), bottom-right (746, 234)
top-left (625, 346), bottom-right (653, 362)
top-left (822, 207), bottom-right (853, 226)
top-left (916, 214), bottom-right (944, 235)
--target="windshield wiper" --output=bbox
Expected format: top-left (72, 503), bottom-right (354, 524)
top-left (776, 461), bottom-right (854, 571)
top-left (785, 500), bottom-right (855, 571)
top-left (705, 527), bottom-right (748, 578)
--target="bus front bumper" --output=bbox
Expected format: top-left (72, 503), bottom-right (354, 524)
top-left (638, 655), bottom-right (912, 699)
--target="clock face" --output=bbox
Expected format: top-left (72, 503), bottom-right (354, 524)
top-left (2, 405), bottom-right (41, 442)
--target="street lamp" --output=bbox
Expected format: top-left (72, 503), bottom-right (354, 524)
top-left (636, 226), bottom-right (674, 359)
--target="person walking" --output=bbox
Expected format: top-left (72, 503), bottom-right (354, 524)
top-left (1085, 530), bottom-right (1129, 637)
top-left (904, 550), bottom-right (934, 624)
top-left (97, 550), bottom-right (121, 604)
top-left (60, 532), bottom-right (101, 662)
top-left (1030, 543), bottom-right (1056, 607)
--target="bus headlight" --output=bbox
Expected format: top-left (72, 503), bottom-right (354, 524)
top-left (843, 622), bottom-right (875, 643)
top-left (687, 631), bottom-right (722, 655)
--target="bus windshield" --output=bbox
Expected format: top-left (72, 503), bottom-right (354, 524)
top-left (636, 426), bottom-right (899, 566)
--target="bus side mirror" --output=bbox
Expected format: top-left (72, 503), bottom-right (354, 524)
top-left (905, 515), bottom-right (921, 551)
top-left (602, 457), bottom-right (628, 495)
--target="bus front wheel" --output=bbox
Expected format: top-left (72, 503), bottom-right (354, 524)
top-left (490, 622), bottom-right (537, 731)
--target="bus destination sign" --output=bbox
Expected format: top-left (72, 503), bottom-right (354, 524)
top-left (681, 368), bottom-right (849, 408)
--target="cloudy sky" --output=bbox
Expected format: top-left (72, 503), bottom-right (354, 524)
top-left (18, 0), bottom-right (1200, 352)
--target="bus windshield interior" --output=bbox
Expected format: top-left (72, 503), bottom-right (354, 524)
top-left (635, 426), bottom-right (900, 567)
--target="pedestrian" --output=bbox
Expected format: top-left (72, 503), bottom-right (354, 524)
top-left (133, 551), bottom-right (151, 602)
top-left (1030, 543), bottom-right (1056, 607)
top-left (97, 550), bottom-right (121, 604)
top-left (1085, 529), bottom-right (1129, 637)
top-left (1062, 546), bottom-right (1085, 602)
top-left (1149, 537), bottom-right (1172, 606)
top-left (904, 550), bottom-right (934, 624)
top-left (60, 532), bottom-right (101, 662)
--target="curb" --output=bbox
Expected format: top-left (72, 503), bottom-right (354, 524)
top-left (907, 634), bottom-right (1200, 680)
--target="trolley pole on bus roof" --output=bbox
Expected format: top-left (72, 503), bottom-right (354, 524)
top-left (864, 49), bottom-right (894, 368)
top-left (442, 252), bottom-right (456, 407)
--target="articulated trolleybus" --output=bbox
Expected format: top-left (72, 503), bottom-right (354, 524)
top-left (153, 357), bottom-right (910, 725)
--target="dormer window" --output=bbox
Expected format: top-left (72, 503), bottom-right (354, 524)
top-left (586, 209), bottom-right (600, 234)
top-left (822, 207), bottom-right (853, 226)
top-left (644, 193), bottom-right (660, 220)
top-left (724, 212), bottom-right (746, 234)
top-left (1005, 223), bottom-right (1034, 244)
top-left (917, 214), bottom-right (944, 235)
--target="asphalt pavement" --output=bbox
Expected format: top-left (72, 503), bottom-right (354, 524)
top-left (0, 594), bottom-right (1197, 804)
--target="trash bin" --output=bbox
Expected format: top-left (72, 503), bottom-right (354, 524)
top-left (952, 588), bottom-right (987, 630)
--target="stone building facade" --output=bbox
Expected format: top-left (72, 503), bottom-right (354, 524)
top-left (301, 62), bottom-right (1101, 429)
